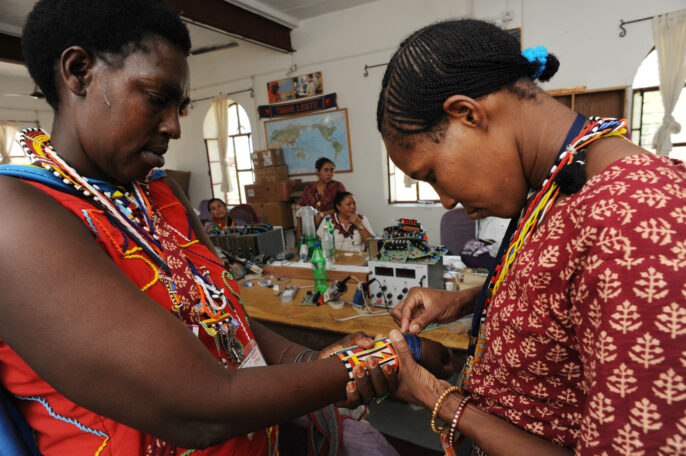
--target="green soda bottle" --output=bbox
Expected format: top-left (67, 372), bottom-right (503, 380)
top-left (311, 241), bottom-right (328, 293)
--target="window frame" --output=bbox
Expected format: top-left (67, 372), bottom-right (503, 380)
top-left (630, 84), bottom-right (686, 150)
top-left (204, 102), bottom-right (254, 205)
top-left (385, 152), bottom-right (440, 204)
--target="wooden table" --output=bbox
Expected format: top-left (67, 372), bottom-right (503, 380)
top-left (239, 277), bottom-right (469, 351)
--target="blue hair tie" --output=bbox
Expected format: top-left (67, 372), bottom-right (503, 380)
top-left (521, 45), bottom-right (548, 80)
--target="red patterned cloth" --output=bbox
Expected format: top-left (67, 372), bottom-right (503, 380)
top-left (0, 176), bottom-right (278, 456)
top-left (298, 180), bottom-right (346, 212)
top-left (466, 154), bottom-right (686, 454)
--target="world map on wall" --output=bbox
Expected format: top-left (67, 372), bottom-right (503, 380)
top-left (265, 109), bottom-right (351, 175)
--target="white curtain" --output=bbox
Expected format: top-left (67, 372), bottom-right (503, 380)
top-left (652, 9), bottom-right (686, 156)
top-left (211, 94), bottom-right (233, 193)
top-left (0, 122), bottom-right (18, 164)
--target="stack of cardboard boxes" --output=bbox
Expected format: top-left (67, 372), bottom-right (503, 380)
top-left (246, 149), bottom-right (299, 228)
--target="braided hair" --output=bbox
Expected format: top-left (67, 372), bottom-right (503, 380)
top-left (377, 19), bottom-right (559, 142)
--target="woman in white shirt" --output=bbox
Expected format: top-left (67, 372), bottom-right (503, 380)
top-left (317, 192), bottom-right (374, 252)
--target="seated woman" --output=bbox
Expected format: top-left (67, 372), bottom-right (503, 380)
top-left (297, 157), bottom-right (346, 237)
top-left (204, 197), bottom-right (234, 234)
top-left (317, 191), bottom-right (374, 252)
top-left (0, 1), bottom-right (455, 454)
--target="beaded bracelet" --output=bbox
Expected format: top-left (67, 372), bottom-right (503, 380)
top-left (447, 395), bottom-right (472, 448)
top-left (331, 335), bottom-right (423, 381)
top-left (332, 337), bottom-right (400, 381)
top-left (430, 386), bottom-right (461, 434)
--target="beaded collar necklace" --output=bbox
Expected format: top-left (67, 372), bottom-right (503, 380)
top-left (210, 217), bottom-right (228, 231)
top-left (332, 213), bottom-right (358, 238)
top-left (20, 128), bottom-right (249, 364)
top-left (462, 116), bottom-right (628, 387)
top-left (20, 128), bottom-right (168, 270)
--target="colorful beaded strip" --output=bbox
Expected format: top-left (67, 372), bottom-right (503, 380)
top-left (332, 334), bottom-right (422, 381)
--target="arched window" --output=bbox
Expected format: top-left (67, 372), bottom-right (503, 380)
top-left (631, 49), bottom-right (686, 161)
top-left (203, 102), bottom-right (254, 204)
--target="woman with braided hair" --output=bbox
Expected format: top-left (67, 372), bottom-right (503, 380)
top-left (381, 19), bottom-right (686, 455)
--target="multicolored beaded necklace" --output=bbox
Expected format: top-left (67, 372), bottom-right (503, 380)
top-left (331, 213), bottom-right (360, 238)
top-left (461, 116), bottom-right (628, 387)
top-left (20, 128), bottom-right (248, 365)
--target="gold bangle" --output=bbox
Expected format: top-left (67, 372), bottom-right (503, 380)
top-left (430, 385), bottom-right (461, 434)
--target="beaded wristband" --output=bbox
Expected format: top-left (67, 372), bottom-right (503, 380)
top-left (447, 395), bottom-right (472, 449)
top-left (331, 334), bottom-right (422, 381)
top-left (430, 386), bottom-right (461, 434)
top-left (333, 337), bottom-right (399, 381)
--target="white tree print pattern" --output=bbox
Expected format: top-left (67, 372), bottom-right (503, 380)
top-left (466, 154), bottom-right (686, 454)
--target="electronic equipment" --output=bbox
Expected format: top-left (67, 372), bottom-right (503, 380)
top-left (210, 225), bottom-right (285, 260)
top-left (366, 219), bottom-right (446, 308)
top-left (321, 276), bottom-right (352, 304)
top-left (279, 286), bottom-right (298, 303)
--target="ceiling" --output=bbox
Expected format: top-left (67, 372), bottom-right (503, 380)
top-left (0, 0), bottom-right (378, 56)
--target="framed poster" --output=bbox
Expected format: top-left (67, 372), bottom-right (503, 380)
top-left (267, 72), bottom-right (324, 104)
top-left (264, 108), bottom-right (352, 176)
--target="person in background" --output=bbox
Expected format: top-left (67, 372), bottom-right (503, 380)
top-left (318, 191), bottom-right (374, 252)
top-left (297, 156), bottom-right (346, 238)
top-left (378, 19), bottom-right (686, 455)
top-left (204, 197), bottom-right (234, 234)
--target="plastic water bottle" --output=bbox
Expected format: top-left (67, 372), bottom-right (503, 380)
top-left (321, 225), bottom-right (335, 264)
top-left (298, 237), bottom-right (309, 262)
top-left (311, 242), bottom-right (328, 293)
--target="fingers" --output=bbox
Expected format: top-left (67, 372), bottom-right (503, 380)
top-left (353, 365), bottom-right (374, 404)
top-left (390, 329), bottom-right (413, 367)
top-left (400, 292), bottom-right (422, 333)
top-left (382, 362), bottom-right (399, 392)
top-left (365, 357), bottom-right (388, 399)
top-left (341, 381), bottom-right (361, 408)
top-left (351, 332), bottom-right (374, 349)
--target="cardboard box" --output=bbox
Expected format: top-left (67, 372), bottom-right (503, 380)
top-left (245, 179), bottom-right (300, 203)
top-left (251, 149), bottom-right (284, 168)
top-left (254, 164), bottom-right (289, 184)
top-left (252, 202), bottom-right (294, 228)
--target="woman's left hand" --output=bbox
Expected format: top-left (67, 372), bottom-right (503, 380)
top-left (348, 214), bottom-right (362, 229)
top-left (389, 329), bottom-right (448, 409)
top-left (319, 332), bottom-right (398, 408)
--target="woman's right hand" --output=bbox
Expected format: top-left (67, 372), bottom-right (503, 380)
top-left (388, 330), bottom-right (448, 409)
top-left (392, 287), bottom-right (478, 334)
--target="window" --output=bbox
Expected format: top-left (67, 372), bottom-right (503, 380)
top-left (384, 142), bottom-right (439, 204)
top-left (631, 49), bottom-right (686, 161)
top-left (2, 123), bottom-right (34, 165)
top-left (204, 102), bottom-right (254, 204)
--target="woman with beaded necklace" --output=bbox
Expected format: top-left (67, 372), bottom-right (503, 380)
top-left (0, 1), bottom-right (459, 455)
top-left (380, 19), bottom-right (686, 455)
top-left (317, 191), bottom-right (374, 252)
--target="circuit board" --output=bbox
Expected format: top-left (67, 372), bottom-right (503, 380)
top-left (375, 219), bottom-right (446, 264)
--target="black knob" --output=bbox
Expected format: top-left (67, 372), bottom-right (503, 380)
top-left (402, 288), bottom-right (408, 293)
top-left (387, 293), bottom-right (393, 299)
top-left (376, 292), bottom-right (382, 298)
top-left (397, 295), bottom-right (403, 300)
top-left (381, 285), bottom-right (387, 291)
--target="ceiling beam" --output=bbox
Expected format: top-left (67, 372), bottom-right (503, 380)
top-left (166, 0), bottom-right (294, 53)
top-left (0, 32), bottom-right (23, 65)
